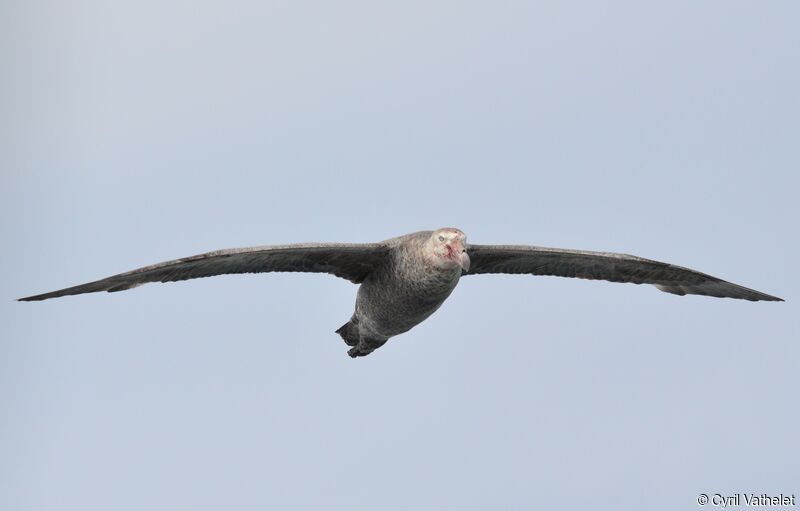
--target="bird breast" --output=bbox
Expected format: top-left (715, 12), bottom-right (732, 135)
top-left (355, 253), bottom-right (462, 338)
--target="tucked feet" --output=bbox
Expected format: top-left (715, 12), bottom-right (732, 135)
top-left (348, 347), bottom-right (366, 358)
top-left (347, 337), bottom-right (387, 358)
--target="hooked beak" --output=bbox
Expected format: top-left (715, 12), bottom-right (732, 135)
top-left (449, 242), bottom-right (470, 272)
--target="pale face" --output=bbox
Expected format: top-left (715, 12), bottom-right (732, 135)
top-left (429, 228), bottom-right (470, 272)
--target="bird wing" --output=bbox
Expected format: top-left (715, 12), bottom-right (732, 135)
top-left (464, 244), bottom-right (782, 302)
top-left (18, 243), bottom-right (390, 301)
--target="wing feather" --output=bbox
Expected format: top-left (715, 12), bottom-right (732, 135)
top-left (18, 243), bottom-right (389, 301)
top-left (464, 244), bottom-right (783, 302)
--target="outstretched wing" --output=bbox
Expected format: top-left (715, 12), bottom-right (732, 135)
top-left (18, 243), bottom-right (390, 301)
top-left (464, 244), bottom-right (783, 302)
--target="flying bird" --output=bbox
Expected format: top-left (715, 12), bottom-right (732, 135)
top-left (19, 228), bottom-right (782, 357)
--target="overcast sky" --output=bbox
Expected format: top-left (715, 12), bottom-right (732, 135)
top-left (2, 1), bottom-right (798, 509)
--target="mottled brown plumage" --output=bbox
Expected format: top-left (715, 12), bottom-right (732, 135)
top-left (19, 228), bottom-right (783, 357)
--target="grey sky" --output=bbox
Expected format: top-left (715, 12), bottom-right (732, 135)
top-left (2, 1), bottom-right (798, 509)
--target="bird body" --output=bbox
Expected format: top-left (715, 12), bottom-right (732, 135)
top-left (341, 230), bottom-right (465, 356)
top-left (19, 227), bottom-right (783, 357)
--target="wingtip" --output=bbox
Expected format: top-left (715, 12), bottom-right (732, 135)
top-left (754, 290), bottom-right (784, 302)
top-left (754, 294), bottom-right (784, 302)
top-left (744, 293), bottom-right (783, 302)
top-left (17, 292), bottom-right (54, 302)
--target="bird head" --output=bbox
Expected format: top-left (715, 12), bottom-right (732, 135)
top-left (429, 228), bottom-right (470, 272)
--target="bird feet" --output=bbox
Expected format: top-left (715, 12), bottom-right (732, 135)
top-left (347, 347), bottom-right (366, 358)
top-left (347, 337), bottom-right (387, 358)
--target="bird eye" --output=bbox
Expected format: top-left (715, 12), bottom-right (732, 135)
top-left (438, 236), bottom-right (445, 242)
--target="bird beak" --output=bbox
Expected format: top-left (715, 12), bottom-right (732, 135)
top-left (459, 252), bottom-right (470, 272)
top-left (453, 243), bottom-right (470, 272)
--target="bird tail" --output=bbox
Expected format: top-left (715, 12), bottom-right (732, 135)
top-left (335, 319), bottom-right (360, 347)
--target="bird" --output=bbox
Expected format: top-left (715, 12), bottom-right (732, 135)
top-left (19, 228), bottom-right (783, 357)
